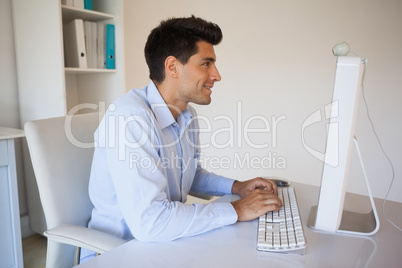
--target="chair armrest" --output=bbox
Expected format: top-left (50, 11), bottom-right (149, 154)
top-left (44, 224), bottom-right (126, 254)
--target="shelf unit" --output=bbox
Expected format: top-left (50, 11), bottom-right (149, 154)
top-left (61, 4), bottom-right (117, 76)
top-left (12, 0), bottom-right (126, 235)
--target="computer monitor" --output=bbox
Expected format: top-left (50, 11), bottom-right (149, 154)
top-left (307, 56), bottom-right (380, 236)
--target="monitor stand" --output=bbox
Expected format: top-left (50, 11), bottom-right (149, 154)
top-left (307, 137), bottom-right (380, 235)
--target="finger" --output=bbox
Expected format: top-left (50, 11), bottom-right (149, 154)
top-left (254, 177), bottom-right (273, 188)
top-left (257, 178), bottom-right (278, 194)
top-left (263, 196), bottom-right (282, 211)
top-left (254, 189), bottom-right (282, 205)
top-left (269, 180), bottom-right (278, 194)
top-left (264, 203), bottom-right (282, 212)
top-left (262, 192), bottom-right (282, 206)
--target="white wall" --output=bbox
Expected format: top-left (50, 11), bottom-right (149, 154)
top-left (0, 0), bottom-right (28, 219)
top-left (124, 0), bottom-right (402, 203)
top-left (0, 2), bottom-right (20, 130)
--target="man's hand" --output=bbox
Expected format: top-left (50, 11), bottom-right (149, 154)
top-left (230, 177), bottom-right (281, 222)
top-left (231, 189), bottom-right (282, 221)
top-left (231, 177), bottom-right (278, 197)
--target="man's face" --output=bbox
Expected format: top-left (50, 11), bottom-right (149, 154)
top-left (176, 41), bottom-right (221, 106)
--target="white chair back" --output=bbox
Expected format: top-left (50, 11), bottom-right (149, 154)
top-left (25, 112), bottom-right (99, 266)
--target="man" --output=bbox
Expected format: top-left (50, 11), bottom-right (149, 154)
top-left (83, 16), bottom-right (281, 259)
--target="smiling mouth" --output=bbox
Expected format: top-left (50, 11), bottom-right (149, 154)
top-left (204, 85), bottom-right (212, 90)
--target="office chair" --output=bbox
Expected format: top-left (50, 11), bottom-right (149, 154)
top-left (25, 113), bottom-right (126, 268)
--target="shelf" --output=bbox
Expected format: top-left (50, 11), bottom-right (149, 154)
top-left (65, 67), bottom-right (116, 74)
top-left (61, 5), bottom-right (114, 23)
top-left (0, 127), bottom-right (25, 140)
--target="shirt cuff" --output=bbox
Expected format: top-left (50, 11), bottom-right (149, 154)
top-left (215, 176), bottom-right (236, 195)
top-left (213, 202), bottom-right (238, 226)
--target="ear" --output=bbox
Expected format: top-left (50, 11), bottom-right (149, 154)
top-left (164, 56), bottom-right (179, 79)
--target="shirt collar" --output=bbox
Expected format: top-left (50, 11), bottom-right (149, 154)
top-left (146, 81), bottom-right (193, 130)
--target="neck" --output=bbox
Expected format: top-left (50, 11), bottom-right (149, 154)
top-left (154, 81), bottom-right (187, 120)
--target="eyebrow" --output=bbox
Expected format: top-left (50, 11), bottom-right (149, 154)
top-left (202, 57), bottom-right (216, 62)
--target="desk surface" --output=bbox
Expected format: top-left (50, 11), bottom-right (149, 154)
top-left (76, 183), bottom-right (402, 268)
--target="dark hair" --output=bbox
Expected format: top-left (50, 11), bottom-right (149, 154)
top-left (144, 15), bottom-right (223, 84)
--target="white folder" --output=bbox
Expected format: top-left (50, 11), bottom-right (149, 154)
top-left (64, 19), bottom-right (87, 68)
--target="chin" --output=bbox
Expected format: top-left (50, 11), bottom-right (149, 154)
top-left (201, 98), bottom-right (212, 105)
top-left (192, 97), bottom-right (211, 106)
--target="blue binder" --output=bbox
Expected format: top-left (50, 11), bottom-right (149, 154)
top-left (106, 24), bottom-right (115, 69)
top-left (84, 0), bottom-right (93, 10)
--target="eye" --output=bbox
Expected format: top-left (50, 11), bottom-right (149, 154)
top-left (202, 62), bottom-right (210, 67)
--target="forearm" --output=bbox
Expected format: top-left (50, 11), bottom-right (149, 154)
top-left (131, 202), bottom-right (237, 242)
top-left (190, 167), bottom-right (235, 196)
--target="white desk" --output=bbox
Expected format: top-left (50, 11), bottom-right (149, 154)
top-left (76, 182), bottom-right (402, 268)
top-left (0, 127), bottom-right (25, 268)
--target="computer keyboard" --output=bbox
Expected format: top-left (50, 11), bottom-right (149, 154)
top-left (257, 186), bottom-right (306, 254)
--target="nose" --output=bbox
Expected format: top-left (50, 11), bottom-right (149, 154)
top-left (211, 64), bottom-right (221, 82)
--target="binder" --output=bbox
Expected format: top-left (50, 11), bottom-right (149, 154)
top-left (97, 23), bottom-right (105, 68)
top-left (63, 19), bottom-right (87, 68)
top-left (83, 21), bottom-right (98, 68)
top-left (84, 0), bottom-right (93, 10)
top-left (91, 22), bottom-right (98, 68)
top-left (73, 0), bottom-right (84, 9)
top-left (84, 21), bottom-right (92, 67)
top-left (105, 24), bottom-right (115, 69)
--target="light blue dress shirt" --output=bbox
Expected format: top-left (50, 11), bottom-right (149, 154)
top-left (87, 81), bottom-right (238, 246)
